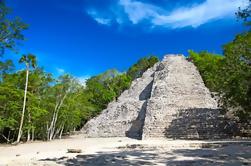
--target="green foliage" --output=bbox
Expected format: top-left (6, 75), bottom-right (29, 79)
top-left (0, 1), bottom-right (28, 56)
top-left (0, 60), bottom-right (14, 78)
top-left (85, 69), bottom-right (120, 109)
top-left (127, 56), bottom-right (159, 80)
top-left (19, 54), bottom-right (37, 68)
top-left (107, 73), bottom-right (132, 96)
top-left (0, 54), bottom-right (158, 142)
top-left (86, 74), bottom-right (117, 110)
top-left (188, 50), bottom-right (223, 91)
top-left (221, 32), bottom-right (251, 121)
top-left (85, 56), bottom-right (159, 113)
top-left (0, 72), bottom-right (25, 141)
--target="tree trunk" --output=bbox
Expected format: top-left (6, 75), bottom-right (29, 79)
top-left (47, 102), bottom-right (59, 141)
top-left (46, 123), bottom-right (48, 140)
top-left (31, 127), bottom-right (35, 141)
top-left (47, 101), bottom-right (58, 141)
top-left (27, 130), bottom-right (30, 142)
top-left (7, 130), bottom-right (11, 142)
top-left (27, 110), bottom-right (31, 142)
top-left (1, 134), bottom-right (10, 143)
top-left (16, 65), bottom-right (29, 143)
top-left (59, 123), bottom-right (64, 139)
top-left (48, 93), bottom-right (67, 141)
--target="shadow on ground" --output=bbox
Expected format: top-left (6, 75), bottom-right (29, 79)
top-left (40, 142), bottom-right (251, 166)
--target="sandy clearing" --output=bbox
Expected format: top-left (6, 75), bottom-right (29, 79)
top-left (0, 135), bottom-right (250, 165)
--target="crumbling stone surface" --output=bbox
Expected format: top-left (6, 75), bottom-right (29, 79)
top-left (82, 55), bottom-right (231, 139)
top-left (82, 63), bottom-right (157, 139)
top-left (142, 55), bottom-right (222, 139)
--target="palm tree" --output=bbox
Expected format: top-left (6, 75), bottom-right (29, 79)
top-left (16, 54), bottom-right (37, 143)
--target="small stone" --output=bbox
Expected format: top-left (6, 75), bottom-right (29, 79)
top-left (67, 149), bottom-right (82, 153)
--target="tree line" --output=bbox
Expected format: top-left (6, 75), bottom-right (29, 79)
top-left (0, 54), bottom-right (158, 143)
top-left (0, 1), bottom-right (159, 143)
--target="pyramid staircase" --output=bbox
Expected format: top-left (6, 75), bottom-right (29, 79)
top-left (82, 55), bottom-right (232, 139)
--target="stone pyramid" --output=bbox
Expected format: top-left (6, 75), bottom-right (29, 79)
top-left (82, 55), bottom-right (229, 139)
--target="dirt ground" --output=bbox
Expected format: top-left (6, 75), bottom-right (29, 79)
top-left (0, 135), bottom-right (250, 166)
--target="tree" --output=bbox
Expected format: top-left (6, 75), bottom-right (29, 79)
top-left (47, 74), bottom-right (75, 140)
top-left (188, 50), bottom-right (223, 91)
top-left (0, 54), bottom-right (160, 143)
top-left (220, 32), bottom-right (251, 122)
top-left (16, 54), bottom-right (36, 143)
top-left (86, 75), bottom-right (116, 110)
top-left (0, 73), bottom-right (23, 143)
top-left (107, 73), bottom-right (132, 97)
top-left (24, 68), bottom-right (52, 141)
top-left (127, 56), bottom-right (159, 80)
top-left (0, 1), bottom-right (28, 56)
top-left (0, 59), bottom-right (14, 79)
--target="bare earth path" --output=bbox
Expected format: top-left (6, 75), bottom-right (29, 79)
top-left (0, 135), bottom-right (250, 166)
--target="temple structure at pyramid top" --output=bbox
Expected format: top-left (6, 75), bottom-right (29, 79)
top-left (82, 55), bottom-right (229, 140)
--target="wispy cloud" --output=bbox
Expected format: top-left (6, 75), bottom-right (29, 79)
top-left (119, 0), bottom-right (161, 24)
top-left (87, 9), bottom-right (112, 25)
top-left (151, 0), bottom-right (245, 28)
top-left (86, 0), bottom-right (247, 28)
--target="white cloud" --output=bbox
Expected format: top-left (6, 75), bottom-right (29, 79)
top-left (119, 0), bottom-right (160, 24)
top-left (86, 0), bottom-right (247, 28)
top-left (152, 0), bottom-right (246, 28)
top-left (95, 18), bottom-right (112, 25)
top-left (56, 68), bottom-right (65, 75)
top-left (87, 9), bottom-right (112, 25)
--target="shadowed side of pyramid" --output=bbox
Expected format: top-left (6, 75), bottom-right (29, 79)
top-left (81, 62), bottom-right (158, 139)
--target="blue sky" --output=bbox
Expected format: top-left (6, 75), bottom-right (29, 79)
top-left (6, 0), bottom-right (248, 80)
